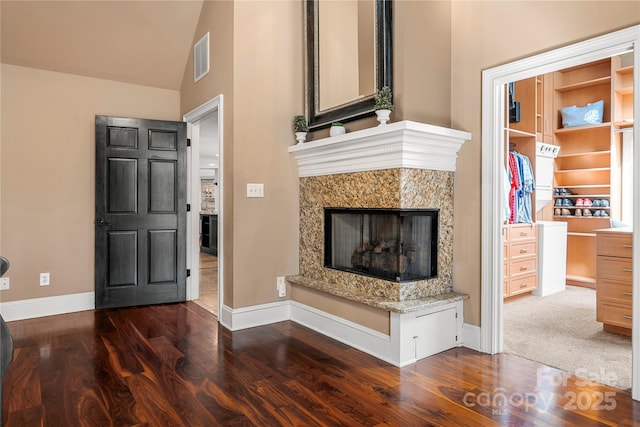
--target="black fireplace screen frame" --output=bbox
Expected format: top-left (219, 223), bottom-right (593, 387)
top-left (324, 207), bottom-right (439, 282)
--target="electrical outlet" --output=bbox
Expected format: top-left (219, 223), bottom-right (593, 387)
top-left (277, 276), bottom-right (286, 297)
top-left (247, 183), bottom-right (264, 198)
top-left (0, 277), bottom-right (9, 290)
top-left (40, 272), bottom-right (50, 286)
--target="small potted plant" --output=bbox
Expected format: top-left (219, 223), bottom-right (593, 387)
top-left (293, 115), bottom-right (308, 144)
top-left (330, 122), bottom-right (346, 137)
top-left (374, 85), bottom-right (393, 126)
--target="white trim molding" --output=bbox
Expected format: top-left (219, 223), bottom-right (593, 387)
top-left (220, 298), bottom-right (463, 367)
top-left (290, 301), bottom-right (399, 365)
top-left (288, 120), bottom-right (471, 177)
top-left (219, 301), bottom-right (291, 331)
top-left (184, 95), bottom-right (224, 318)
top-left (462, 323), bottom-right (482, 352)
top-left (0, 292), bottom-right (95, 321)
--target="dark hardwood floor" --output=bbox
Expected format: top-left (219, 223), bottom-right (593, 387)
top-left (2, 302), bottom-right (640, 426)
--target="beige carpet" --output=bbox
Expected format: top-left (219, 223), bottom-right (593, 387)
top-left (504, 286), bottom-right (631, 390)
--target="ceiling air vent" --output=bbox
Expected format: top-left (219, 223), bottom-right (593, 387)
top-left (194, 32), bottom-right (210, 83)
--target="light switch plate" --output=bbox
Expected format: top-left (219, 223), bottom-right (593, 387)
top-left (247, 183), bottom-right (264, 198)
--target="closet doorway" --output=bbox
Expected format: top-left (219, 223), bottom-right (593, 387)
top-left (480, 26), bottom-right (639, 398)
top-left (502, 60), bottom-right (633, 390)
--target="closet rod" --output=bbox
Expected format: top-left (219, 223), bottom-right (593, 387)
top-left (613, 128), bottom-right (634, 133)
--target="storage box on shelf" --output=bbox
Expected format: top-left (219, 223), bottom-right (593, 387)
top-left (595, 228), bottom-right (632, 336)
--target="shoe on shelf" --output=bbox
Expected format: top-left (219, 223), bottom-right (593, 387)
top-left (562, 198), bottom-right (574, 206)
top-left (601, 199), bottom-right (609, 207)
top-left (594, 210), bottom-right (602, 217)
top-left (592, 199), bottom-right (602, 207)
top-left (601, 210), bottom-right (609, 217)
top-left (575, 209), bottom-right (582, 217)
top-left (555, 199), bottom-right (564, 206)
top-left (554, 188), bottom-right (562, 196)
top-left (554, 208), bottom-right (562, 216)
top-left (576, 198), bottom-right (584, 207)
top-left (562, 208), bottom-right (571, 216)
top-left (583, 209), bottom-right (593, 217)
top-left (583, 198), bottom-right (593, 207)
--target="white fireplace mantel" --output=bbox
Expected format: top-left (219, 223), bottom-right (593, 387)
top-left (288, 120), bottom-right (472, 177)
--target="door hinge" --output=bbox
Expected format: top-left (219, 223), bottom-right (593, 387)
top-left (455, 312), bottom-right (458, 319)
top-left (187, 138), bottom-right (191, 147)
top-left (187, 204), bottom-right (191, 212)
top-left (456, 335), bottom-right (458, 342)
top-left (187, 269), bottom-right (191, 277)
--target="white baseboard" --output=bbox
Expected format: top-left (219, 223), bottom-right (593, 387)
top-left (217, 299), bottom-right (466, 367)
top-left (462, 322), bottom-right (482, 352)
top-left (218, 300), bottom-right (397, 365)
top-left (290, 301), bottom-right (399, 366)
top-left (0, 292), bottom-right (95, 321)
top-left (219, 301), bottom-right (291, 331)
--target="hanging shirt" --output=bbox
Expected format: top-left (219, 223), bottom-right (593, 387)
top-left (503, 167), bottom-right (511, 222)
top-left (508, 152), bottom-right (521, 224)
top-left (517, 153), bottom-right (535, 224)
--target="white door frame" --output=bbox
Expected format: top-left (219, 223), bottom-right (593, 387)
top-left (184, 95), bottom-right (224, 318)
top-left (480, 26), bottom-right (640, 398)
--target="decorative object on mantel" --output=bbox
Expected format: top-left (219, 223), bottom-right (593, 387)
top-left (293, 115), bottom-right (309, 144)
top-left (374, 85), bottom-right (393, 126)
top-left (329, 122), bottom-right (346, 137)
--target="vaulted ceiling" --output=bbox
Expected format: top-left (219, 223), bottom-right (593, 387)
top-left (1, 0), bottom-right (204, 90)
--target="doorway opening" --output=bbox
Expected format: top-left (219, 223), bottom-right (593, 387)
top-left (481, 26), bottom-right (639, 398)
top-left (184, 96), bottom-right (224, 319)
top-left (501, 56), bottom-right (633, 390)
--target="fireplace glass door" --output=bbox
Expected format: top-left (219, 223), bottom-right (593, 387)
top-left (324, 208), bottom-right (438, 282)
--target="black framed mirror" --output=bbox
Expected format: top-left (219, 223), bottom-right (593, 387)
top-left (305, 0), bottom-right (393, 131)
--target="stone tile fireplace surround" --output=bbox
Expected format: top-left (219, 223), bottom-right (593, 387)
top-left (287, 121), bottom-right (472, 366)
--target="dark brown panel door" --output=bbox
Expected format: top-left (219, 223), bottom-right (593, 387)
top-left (95, 116), bottom-right (187, 309)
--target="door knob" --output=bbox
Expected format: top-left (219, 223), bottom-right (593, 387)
top-left (96, 218), bottom-right (112, 227)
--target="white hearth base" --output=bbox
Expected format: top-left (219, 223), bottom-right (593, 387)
top-left (221, 298), bottom-right (464, 367)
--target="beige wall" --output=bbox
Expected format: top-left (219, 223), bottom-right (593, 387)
top-left (0, 64), bottom-right (180, 302)
top-left (180, 0), bottom-right (235, 306)
top-left (292, 286), bottom-right (390, 334)
top-left (180, 0), bottom-right (302, 309)
top-left (231, 1), bottom-right (302, 307)
top-left (394, 0), bottom-right (451, 128)
top-left (450, 1), bottom-right (639, 325)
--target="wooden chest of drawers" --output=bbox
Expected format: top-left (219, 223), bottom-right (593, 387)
top-left (595, 228), bottom-right (633, 335)
top-left (504, 223), bottom-right (538, 299)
